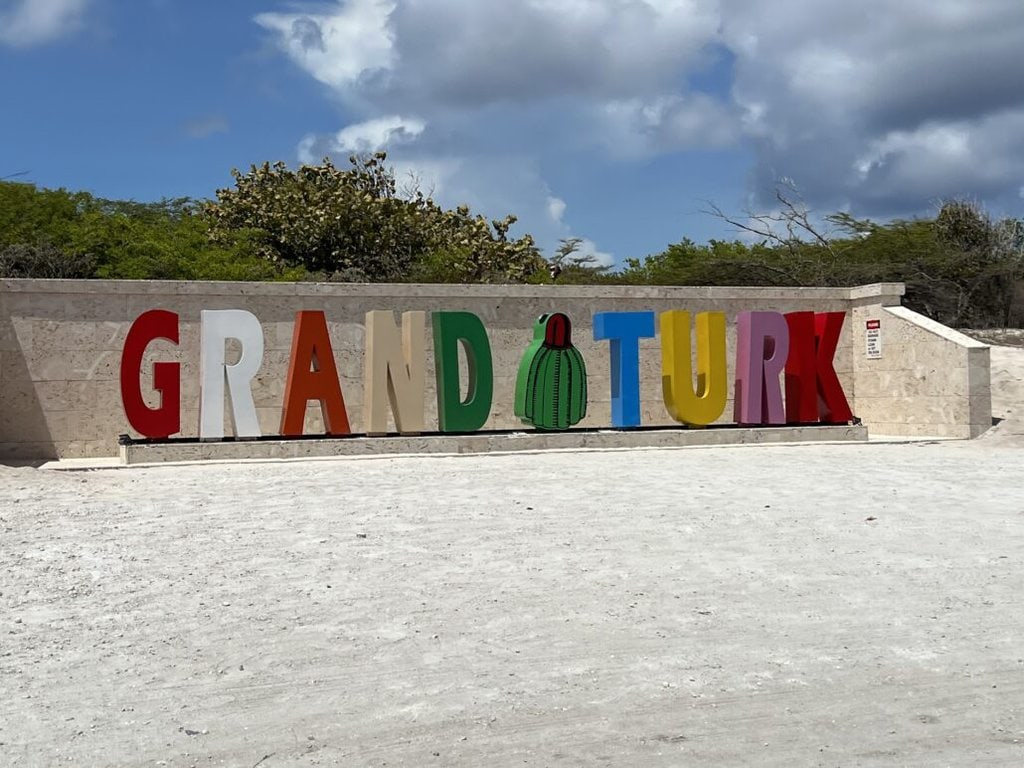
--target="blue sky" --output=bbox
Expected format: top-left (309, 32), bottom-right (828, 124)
top-left (3, 1), bottom-right (1024, 268)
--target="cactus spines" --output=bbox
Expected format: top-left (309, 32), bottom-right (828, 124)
top-left (514, 313), bottom-right (587, 430)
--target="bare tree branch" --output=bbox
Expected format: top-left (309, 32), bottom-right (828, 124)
top-left (701, 181), bottom-right (836, 259)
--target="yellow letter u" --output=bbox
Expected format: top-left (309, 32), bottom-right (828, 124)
top-left (660, 310), bottom-right (727, 427)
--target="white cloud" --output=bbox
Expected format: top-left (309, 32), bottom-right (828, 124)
top-left (333, 116), bottom-right (425, 152)
top-left (547, 196), bottom-right (567, 224)
top-left (258, 0), bottom-right (719, 110)
top-left (720, 0), bottom-right (1024, 212)
top-left (258, 1), bottom-right (720, 263)
top-left (383, 0), bottom-right (718, 108)
top-left (573, 238), bottom-right (615, 268)
top-left (261, 0), bottom-right (1024, 258)
top-left (0, 0), bottom-right (89, 47)
top-left (856, 125), bottom-right (972, 181)
top-left (599, 93), bottom-right (740, 157)
top-left (299, 116), bottom-right (425, 163)
top-left (544, 195), bottom-right (613, 266)
top-left (390, 157), bottom-right (462, 198)
top-left (255, 0), bottom-right (395, 91)
top-left (850, 111), bottom-right (1024, 207)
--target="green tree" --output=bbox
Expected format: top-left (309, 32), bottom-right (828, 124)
top-left (70, 197), bottom-right (298, 281)
top-left (682, 182), bottom-right (1024, 326)
top-left (203, 153), bottom-right (544, 283)
top-left (0, 242), bottom-right (94, 278)
top-left (0, 181), bottom-right (85, 251)
top-left (618, 238), bottom-right (796, 286)
top-left (540, 237), bottom-right (613, 284)
top-left (0, 181), bottom-right (300, 281)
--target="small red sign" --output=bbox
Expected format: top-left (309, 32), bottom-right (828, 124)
top-left (866, 319), bottom-right (881, 330)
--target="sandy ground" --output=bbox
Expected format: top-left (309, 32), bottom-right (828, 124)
top-left (987, 344), bottom-right (1024, 443)
top-left (1, 348), bottom-right (1023, 767)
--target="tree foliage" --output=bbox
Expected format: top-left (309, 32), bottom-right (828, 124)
top-left (202, 153), bottom-right (544, 283)
top-left (619, 188), bottom-right (1024, 327)
top-left (0, 242), bottom-right (95, 279)
top-left (3, 168), bottom-right (1023, 328)
top-left (0, 181), bottom-right (299, 281)
top-left (542, 237), bottom-right (613, 284)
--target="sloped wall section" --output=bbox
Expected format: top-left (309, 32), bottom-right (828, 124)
top-left (0, 279), bottom-right (990, 459)
top-left (852, 298), bottom-right (991, 439)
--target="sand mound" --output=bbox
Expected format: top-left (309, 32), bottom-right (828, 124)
top-left (979, 343), bottom-right (1024, 443)
top-left (958, 331), bottom-right (1024, 443)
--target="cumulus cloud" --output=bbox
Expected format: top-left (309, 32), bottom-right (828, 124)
top-left (852, 111), bottom-right (1024, 209)
top-left (720, 0), bottom-right (1024, 214)
top-left (260, 0), bottom-right (717, 107)
top-left (546, 195), bottom-right (614, 267)
top-left (257, 0), bottom-right (728, 258)
top-left (387, 0), bottom-right (718, 112)
top-left (599, 93), bottom-right (740, 157)
top-left (0, 0), bottom-right (89, 47)
top-left (295, 115), bottom-right (456, 196)
top-left (547, 196), bottom-right (567, 224)
top-left (298, 116), bottom-right (426, 162)
top-left (258, 0), bottom-right (1024, 259)
top-left (255, 1), bottom-right (395, 91)
top-left (571, 238), bottom-right (615, 268)
top-left (259, 0), bottom-right (731, 157)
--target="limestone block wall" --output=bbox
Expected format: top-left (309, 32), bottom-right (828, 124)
top-left (852, 301), bottom-right (992, 438)
top-left (0, 279), bottom-right (987, 459)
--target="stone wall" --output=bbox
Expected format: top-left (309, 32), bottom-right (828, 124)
top-left (852, 303), bottom-right (992, 438)
top-left (0, 279), bottom-right (987, 459)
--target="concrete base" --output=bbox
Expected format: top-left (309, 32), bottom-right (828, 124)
top-left (119, 424), bottom-right (869, 465)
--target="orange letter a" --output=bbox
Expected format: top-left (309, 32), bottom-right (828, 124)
top-left (280, 311), bottom-right (351, 436)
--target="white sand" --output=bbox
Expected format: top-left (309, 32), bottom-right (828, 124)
top-left (987, 344), bottom-right (1024, 442)
top-left (2, 348), bottom-right (1024, 767)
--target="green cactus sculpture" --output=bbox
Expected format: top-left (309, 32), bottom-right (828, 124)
top-left (514, 313), bottom-right (587, 430)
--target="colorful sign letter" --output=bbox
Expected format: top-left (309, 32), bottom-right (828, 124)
top-left (363, 310), bottom-right (426, 435)
top-left (280, 310), bottom-right (351, 436)
top-left (514, 313), bottom-right (587, 430)
top-left (432, 311), bottom-right (494, 432)
top-left (734, 311), bottom-right (790, 425)
top-left (783, 311), bottom-right (853, 423)
top-left (593, 311), bottom-right (656, 428)
top-left (120, 309), bottom-right (180, 439)
top-left (199, 309), bottom-right (265, 439)
top-left (660, 310), bottom-right (727, 427)
top-left (783, 311), bottom-right (820, 424)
